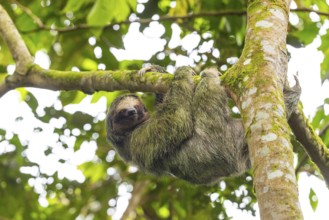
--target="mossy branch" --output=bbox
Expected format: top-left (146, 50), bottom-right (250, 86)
top-left (0, 64), bottom-right (176, 97)
top-left (289, 107), bottom-right (329, 187)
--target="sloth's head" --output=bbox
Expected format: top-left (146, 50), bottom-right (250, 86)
top-left (107, 94), bottom-right (150, 135)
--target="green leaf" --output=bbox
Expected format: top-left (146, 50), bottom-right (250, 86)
top-left (158, 205), bottom-right (170, 218)
top-left (91, 91), bottom-right (106, 103)
top-left (127, 0), bottom-right (137, 12)
top-left (287, 35), bottom-right (303, 48)
top-left (324, 98), bottom-right (329, 105)
top-left (70, 111), bottom-right (94, 128)
top-left (0, 129), bottom-right (5, 138)
top-left (82, 58), bottom-right (98, 70)
top-left (79, 162), bottom-right (106, 183)
top-left (16, 88), bottom-right (28, 101)
top-left (158, 0), bottom-right (172, 11)
top-left (49, 30), bottom-right (92, 70)
top-left (296, 22), bottom-right (319, 45)
top-left (25, 93), bottom-right (39, 114)
top-left (63, 0), bottom-right (93, 13)
top-left (309, 188), bottom-right (318, 211)
top-left (105, 91), bottom-right (128, 106)
top-left (87, 0), bottom-right (133, 26)
top-left (59, 91), bottom-right (86, 106)
top-left (87, 0), bottom-right (112, 26)
top-left (321, 56), bottom-right (329, 82)
top-left (319, 32), bottom-right (329, 81)
top-left (311, 107), bottom-right (324, 129)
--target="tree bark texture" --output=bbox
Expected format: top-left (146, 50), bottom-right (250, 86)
top-left (289, 108), bottom-right (329, 187)
top-left (222, 0), bottom-right (303, 219)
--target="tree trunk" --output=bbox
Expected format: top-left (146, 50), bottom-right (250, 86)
top-left (222, 0), bottom-right (304, 219)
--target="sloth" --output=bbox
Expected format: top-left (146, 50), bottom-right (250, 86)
top-left (106, 66), bottom-right (300, 184)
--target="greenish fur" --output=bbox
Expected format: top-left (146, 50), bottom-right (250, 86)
top-left (106, 66), bottom-right (301, 184)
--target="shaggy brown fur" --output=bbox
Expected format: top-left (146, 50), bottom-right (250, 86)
top-left (106, 66), bottom-right (300, 184)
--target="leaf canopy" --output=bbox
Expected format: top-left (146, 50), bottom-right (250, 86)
top-left (0, 0), bottom-right (328, 219)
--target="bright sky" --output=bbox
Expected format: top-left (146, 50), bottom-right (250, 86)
top-left (0, 9), bottom-right (329, 220)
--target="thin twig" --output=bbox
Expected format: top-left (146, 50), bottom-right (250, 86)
top-left (10, 0), bottom-right (44, 27)
top-left (292, 7), bottom-right (329, 17)
top-left (16, 6), bottom-right (329, 34)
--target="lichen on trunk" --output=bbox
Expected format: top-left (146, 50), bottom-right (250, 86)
top-left (222, 0), bottom-right (304, 219)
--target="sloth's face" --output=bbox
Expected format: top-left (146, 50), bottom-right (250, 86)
top-left (109, 96), bottom-right (150, 134)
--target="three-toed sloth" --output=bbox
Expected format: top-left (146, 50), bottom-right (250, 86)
top-left (106, 66), bottom-right (300, 184)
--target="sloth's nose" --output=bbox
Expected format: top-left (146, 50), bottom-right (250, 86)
top-left (126, 108), bottom-right (137, 116)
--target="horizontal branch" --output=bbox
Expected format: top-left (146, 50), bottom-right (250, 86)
top-left (21, 10), bottom-right (246, 34)
top-left (18, 7), bottom-right (329, 34)
top-left (0, 64), bottom-right (177, 97)
top-left (289, 107), bottom-right (329, 187)
top-left (292, 7), bottom-right (329, 17)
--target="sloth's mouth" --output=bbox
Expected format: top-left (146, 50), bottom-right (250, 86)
top-left (137, 112), bottom-right (150, 125)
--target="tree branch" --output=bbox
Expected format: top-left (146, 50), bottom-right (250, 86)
top-left (13, 4), bottom-right (328, 34)
top-left (0, 65), bottom-right (175, 98)
top-left (121, 180), bottom-right (150, 220)
top-left (0, 4), bottom-right (33, 75)
top-left (289, 107), bottom-right (329, 187)
top-left (10, 0), bottom-right (44, 27)
top-left (21, 10), bottom-right (246, 34)
top-left (292, 7), bottom-right (329, 17)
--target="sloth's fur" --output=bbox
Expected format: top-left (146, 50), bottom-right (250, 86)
top-left (106, 66), bottom-right (300, 184)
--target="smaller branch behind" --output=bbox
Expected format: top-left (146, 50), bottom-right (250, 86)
top-left (0, 5), bottom-right (33, 75)
top-left (121, 180), bottom-right (150, 220)
top-left (10, 0), bottom-right (44, 27)
top-left (17, 7), bottom-right (329, 34)
top-left (289, 108), bottom-right (329, 187)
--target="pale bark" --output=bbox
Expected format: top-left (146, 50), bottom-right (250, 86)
top-left (0, 65), bottom-right (172, 97)
top-left (0, 5), bottom-right (33, 75)
top-left (222, 0), bottom-right (303, 219)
